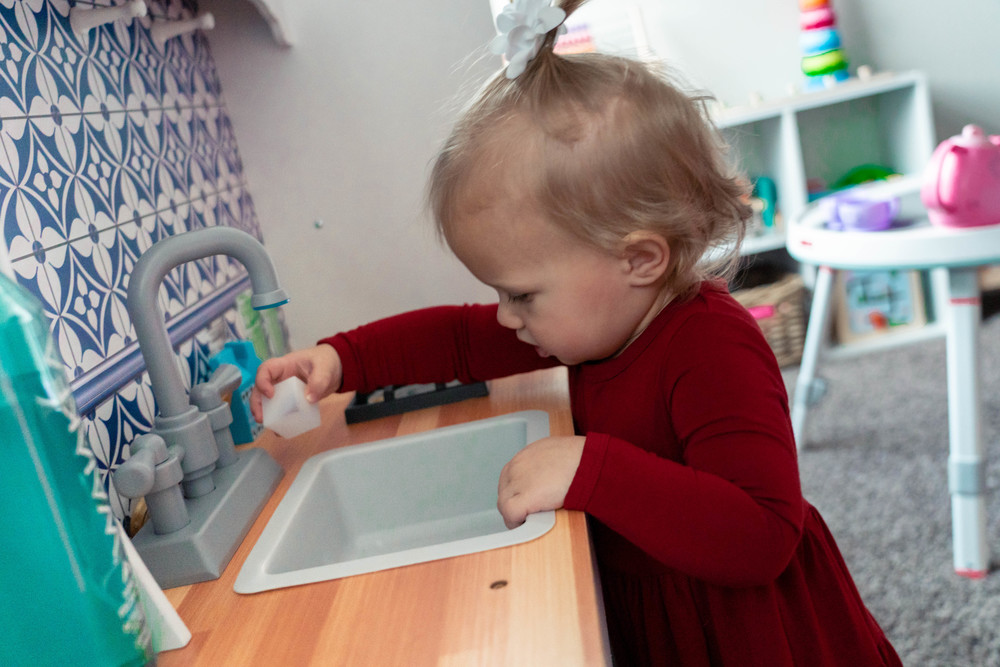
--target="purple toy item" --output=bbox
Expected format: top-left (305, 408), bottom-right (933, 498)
top-left (826, 192), bottom-right (899, 231)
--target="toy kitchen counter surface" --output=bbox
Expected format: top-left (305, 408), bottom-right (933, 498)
top-left (159, 367), bottom-right (610, 666)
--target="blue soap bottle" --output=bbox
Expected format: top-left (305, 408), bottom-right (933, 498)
top-left (0, 272), bottom-right (152, 666)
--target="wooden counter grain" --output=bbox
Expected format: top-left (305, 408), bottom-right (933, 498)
top-left (159, 367), bottom-right (610, 666)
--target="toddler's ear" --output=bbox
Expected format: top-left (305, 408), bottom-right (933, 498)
top-left (620, 231), bottom-right (670, 286)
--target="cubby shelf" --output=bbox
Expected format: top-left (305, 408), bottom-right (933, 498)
top-left (714, 71), bottom-right (949, 357)
top-left (713, 70), bottom-right (936, 257)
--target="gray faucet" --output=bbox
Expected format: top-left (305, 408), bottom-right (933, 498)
top-left (127, 226), bottom-right (287, 496)
top-left (123, 226), bottom-right (287, 589)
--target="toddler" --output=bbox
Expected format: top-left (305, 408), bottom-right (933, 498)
top-left (252, 1), bottom-right (901, 664)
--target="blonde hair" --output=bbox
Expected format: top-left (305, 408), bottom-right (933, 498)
top-left (429, 0), bottom-right (752, 299)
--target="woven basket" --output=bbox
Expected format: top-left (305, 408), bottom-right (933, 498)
top-left (732, 273), bottom-right (807, 367)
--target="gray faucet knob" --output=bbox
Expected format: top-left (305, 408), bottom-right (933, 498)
top-left (190, 363), bottom-right (244, 468)
top-left (115, 433), bottom-right (166, 498)
top-left (190, 363), bottom-right (243, 410)
top-left (114, 433), bottom-right (189, 535)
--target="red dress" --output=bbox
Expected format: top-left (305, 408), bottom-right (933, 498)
top-left (322, 282), bottom-right (901, 666)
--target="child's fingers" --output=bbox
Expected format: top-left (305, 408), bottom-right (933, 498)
top-left (250, 359), bottom-right (294, 422)
top-left (248, 375), bottom-right (275, 424)
top-left (248, 346), bottom-right (338, 419)
top-left (496, 436), bottom-right (584, 529)
top-left (497, 492), bottom-right (529, 529)
top-left (305, 365), bottom-right (336, 403)
top-left (249, 389), bottom-right (264, 424)
top-left (497, 462), bottom-right (529, 529)
top-left (254, 358), bottom-right (295, 395)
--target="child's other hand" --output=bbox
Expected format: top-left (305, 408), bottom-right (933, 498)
top-left (497, 436), bottom-right (585, 529)
top-left (250, 345), bottom-right (343, 423)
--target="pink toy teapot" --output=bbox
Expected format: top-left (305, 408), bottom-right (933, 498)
top-left (921, 124), bottom-right (1000, 228)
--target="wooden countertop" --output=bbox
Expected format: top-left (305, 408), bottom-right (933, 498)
top-left (160, 367), bottom-right (609, 665)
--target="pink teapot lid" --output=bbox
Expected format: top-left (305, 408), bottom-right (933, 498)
top-left (951, 124), bottom-right (995, 149)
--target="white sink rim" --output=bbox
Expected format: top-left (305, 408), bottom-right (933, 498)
top-left (235, 410), bottom-right (555, 594)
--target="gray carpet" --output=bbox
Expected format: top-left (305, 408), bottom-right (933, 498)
top-left (781, 311), bottom-right (1000, 666)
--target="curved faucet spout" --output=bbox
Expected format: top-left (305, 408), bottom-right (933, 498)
top-left (127, 227), bottom-right (289, 419)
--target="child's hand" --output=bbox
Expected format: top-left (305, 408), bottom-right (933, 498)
top-left (497, 436), bottom-right (585, 529)
top-left (250, 345), bottom-right (343, 423)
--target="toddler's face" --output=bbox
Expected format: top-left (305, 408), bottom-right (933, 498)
top-left (447, 203), bottom-right (651, 366)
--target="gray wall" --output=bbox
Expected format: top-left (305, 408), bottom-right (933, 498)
top-left (204, 0), bottom-right (1000, 349)
top-left (205, 0), bottom-right (497, 349)
top-left (833, 0), bottom-right (999, 140)
top-left (635, 0), bottom-right (999, 141)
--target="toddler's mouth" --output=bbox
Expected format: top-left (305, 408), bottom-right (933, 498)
top-left (534, 346), bottom-right (550, 358)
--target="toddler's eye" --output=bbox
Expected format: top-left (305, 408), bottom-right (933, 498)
top-left (507, 292), bottom-right (533, 304)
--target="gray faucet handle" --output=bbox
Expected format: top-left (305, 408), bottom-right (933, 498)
top-left (115, 433), bottom-right (184, 498)
top-left (190, 363), bottom-right (244, 468)
top-left (115, 433), bottom-right (189, 535)
top-left (190, 363), bottom-right (243, 410)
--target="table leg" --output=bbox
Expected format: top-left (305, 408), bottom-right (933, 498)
top-left (791, 266), bottom-right (835, 448)
top-left (945, 267), bottom-right (988, 578)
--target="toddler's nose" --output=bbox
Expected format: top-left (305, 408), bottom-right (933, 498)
top-left (496, 302), bottom-right (522, 331)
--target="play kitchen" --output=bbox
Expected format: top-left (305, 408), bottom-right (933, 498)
top-left (4, 224), bottom-right (608, 664)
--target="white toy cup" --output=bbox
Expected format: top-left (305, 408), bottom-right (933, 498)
top-left (262, 377), bottom-right (321, 438)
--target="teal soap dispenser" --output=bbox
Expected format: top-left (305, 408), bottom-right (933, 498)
top-left (0, 272), bottom-right (152, 666)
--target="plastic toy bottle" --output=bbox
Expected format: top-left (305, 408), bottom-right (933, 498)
top-left (209, 340), bottom-right (264, 444)
top-left (0, 271), bottom-right (152, 666)
top-left (799, 0), bottom-right (849, 89)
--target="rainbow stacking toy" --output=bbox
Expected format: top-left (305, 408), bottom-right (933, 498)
top-left (799, 0), bottom-right (849, 89)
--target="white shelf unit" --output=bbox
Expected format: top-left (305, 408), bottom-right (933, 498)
top-left (713, 71), bottom-right (948, 357)
top-left (713, 70), bottom-right (936, 254)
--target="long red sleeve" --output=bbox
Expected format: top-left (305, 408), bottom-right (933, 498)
top-left (319, 304), bottom-right (558, 394)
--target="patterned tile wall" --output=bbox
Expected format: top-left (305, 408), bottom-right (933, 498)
top-left (0, 0), bottom-right (269, 520)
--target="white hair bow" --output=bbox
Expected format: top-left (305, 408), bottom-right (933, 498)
top-left (490, 0), bottom-right (567, 80)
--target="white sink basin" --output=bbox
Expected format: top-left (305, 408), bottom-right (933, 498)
top-left (235, 410), bottom-right (555, 593)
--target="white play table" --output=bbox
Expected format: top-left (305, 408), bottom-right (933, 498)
top-left (786, 174), bottom-right (1000, 577)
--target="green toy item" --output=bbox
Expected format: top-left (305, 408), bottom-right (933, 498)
top-left (830, 164), bottom-right (899, 190)
top-left (801, 48), bottom-right (847, 77)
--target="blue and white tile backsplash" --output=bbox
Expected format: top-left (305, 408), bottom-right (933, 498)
top-left (0, 0), bottom-right (274, 520)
